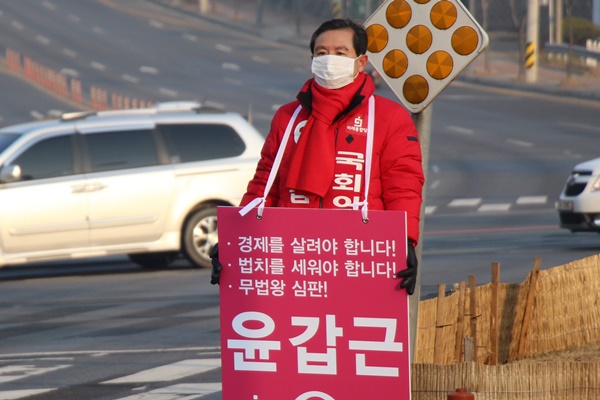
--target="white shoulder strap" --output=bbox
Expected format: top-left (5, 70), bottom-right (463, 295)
top-left (240, 95), bottom-right (375, 222)
top-left (240, 104), bottom-right (302, 218)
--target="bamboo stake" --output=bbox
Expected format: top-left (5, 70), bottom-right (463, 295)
top-left (434, 283), bottom-right (446, 364)
top-left (490, 262), bottom-right (500, 365)
top-left (455, 280), bottom-right (467, 362)
top-left (517, 257), bottom-right (542, 360)
top-left (469, 274), bottom-right (478, 362)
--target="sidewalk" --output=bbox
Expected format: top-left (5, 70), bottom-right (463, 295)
top-left (155, 0), bottom-right (600, 102)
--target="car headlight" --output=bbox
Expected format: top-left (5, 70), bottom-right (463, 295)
top-left (591, 176), bottom-right (600, 191)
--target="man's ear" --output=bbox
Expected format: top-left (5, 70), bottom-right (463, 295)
top-left (357, 54), bottom-right (369, 73)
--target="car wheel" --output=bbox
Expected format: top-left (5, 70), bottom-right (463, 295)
top-left (182, 207), bottom-right (218, 268)
top-left (128, 252), bottom-right (178, 269)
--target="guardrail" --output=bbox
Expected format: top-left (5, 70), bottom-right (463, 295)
top-left (543, 42), bottom-right (600, 67)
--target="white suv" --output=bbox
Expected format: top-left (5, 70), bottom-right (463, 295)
top-left (0, 102), bottom-right (264, 269)
top-left (558, 157), bottom-right (600, 233)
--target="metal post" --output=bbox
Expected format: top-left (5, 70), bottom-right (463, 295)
top-left (410, 104), bottom-right (432, 363)
top-left (556, 0), bottom-right (563, 44)
top-left (525, 0), bottom-right (539, 83)
top-left (548, 0), bottom-right (555, 44)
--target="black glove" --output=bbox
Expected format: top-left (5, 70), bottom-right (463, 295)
top-left (210, 243), bottom-right (222, 285)
top-left (396, 239), bottom-right (418, 295)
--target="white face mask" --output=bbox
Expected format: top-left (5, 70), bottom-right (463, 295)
top-left (311, 55), bottom-right (360, 89)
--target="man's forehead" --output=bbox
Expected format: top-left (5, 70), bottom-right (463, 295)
top-left (314, 29), bottom-right (354, 50)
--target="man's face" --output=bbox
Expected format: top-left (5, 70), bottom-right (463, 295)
top-left (313, 28), bottom-right (368, 76)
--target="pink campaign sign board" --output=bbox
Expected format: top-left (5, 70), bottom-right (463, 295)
top-left (217, 207), bottom-right (411, 400)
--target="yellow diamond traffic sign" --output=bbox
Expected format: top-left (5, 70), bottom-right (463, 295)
top-left (365, 0), bottom-right (489, 113)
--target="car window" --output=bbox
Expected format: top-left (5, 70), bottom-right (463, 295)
top-left (0, 133), bottom-right (21, 153)
top-left (159, 124), bottom-right (246, 163)
top-left (11, 135), bottom-right (74, 180)
top-left (85, 129), bottom-right (158, 172)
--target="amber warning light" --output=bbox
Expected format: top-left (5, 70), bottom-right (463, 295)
top-left (365, 0), bottom-right (489, 113)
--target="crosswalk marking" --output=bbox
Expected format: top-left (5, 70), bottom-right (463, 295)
top-left (0, 364), bottom-right (70, 383)
top-left (448, 198), bottom-right (482, 207)
top-left (478, 203), bottom-right (511, 212)
top-left (103, 359), bottom-right (221, 384)
top-left (516, 196), bottom-right (547, 205)
top-left (114, 383), bottom-right (222, 400)
top-left (0, 389), bottom-right (57, 399)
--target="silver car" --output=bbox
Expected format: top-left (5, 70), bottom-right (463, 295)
top-left (0, 102), bottom-right (264, 269)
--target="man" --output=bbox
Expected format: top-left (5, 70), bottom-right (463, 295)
top-left (211, 18), bottom-right (424, 294)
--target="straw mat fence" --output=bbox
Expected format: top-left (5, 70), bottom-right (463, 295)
top-left (411, 254), bottom-right (600, 399)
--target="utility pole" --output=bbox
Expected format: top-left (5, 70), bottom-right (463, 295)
top-left (525, 0), bottom-right (539, 83)
top-left (556, 0), bottom-right (563, 44)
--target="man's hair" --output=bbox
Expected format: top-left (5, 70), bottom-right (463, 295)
top-left (309, 18), bottom-right (368, 56)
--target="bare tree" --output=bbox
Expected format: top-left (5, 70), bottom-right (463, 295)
top-left (509, 0), bottom-right (527, 81)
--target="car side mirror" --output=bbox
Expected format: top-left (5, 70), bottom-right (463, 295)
top-left (0, 164), bottom-right (22, 183)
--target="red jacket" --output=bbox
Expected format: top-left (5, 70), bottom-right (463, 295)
top-left (241, 79), bottom-right (424, 243)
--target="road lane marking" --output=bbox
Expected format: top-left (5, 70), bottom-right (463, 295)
top-left (42, 1), bottom-right (56, 11)
top-left (11, 21), bottom-right (24, 30)
top-left (222, 62), bottom-right (240, 71)
top-left (68, 14), bottom-right (80, 23)
top-left (183, 33), bottom-right (197, 42)
top-left (448, 198), bottom-right (482, 207)
top-left (516, 196), bottom-right (547, 205)
top-left (252, 55), bottom-right (270, 64)
top-left (425, 206), bottom-right (436, 215)
top-left (0, 364), bottom-right (70, 383)
top-left (149, 19), bottom-right (164, 29)
top-left (114, 383), bottom-right (222, 400)
top-left (91, 61), bottom-right (107, 71)
top-left (478, 203), bottom-right (511, 212)
top-left (62, 48), bottom-right (77, 58)
top-left (447, 126), bottom-right (474, 135)
top-left (92, 26), bottom-right (104, 34)
top-left (0, 389), bottom-right (56, 399)
top-left (507, 138), bottom-right (533, 147)
top-left (216, 43), bottom-right (232, 53)
top-left (103, 359), bottom-right (221, 384)
top-left (122, 74), bottom-right (140, 84)
top-left (140, 66), bottom-right (159, 75)
top-left (35, 35), bottom-right (50, 45)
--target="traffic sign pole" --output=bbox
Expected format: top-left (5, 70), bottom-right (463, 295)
top-left (364, 0), bottom-right (489, 365)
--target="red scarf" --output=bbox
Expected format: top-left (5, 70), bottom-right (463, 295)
top-left (286, 73), bottom-right (374, 197)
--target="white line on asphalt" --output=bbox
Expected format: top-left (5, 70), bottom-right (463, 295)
top-left (216, 43), bottom-right (232, 53)
top-left (91, 61), bottom-right (107, 71)
top-left (11, 20), bottom-right (24, 30)
top-left (222, 62), bottom-right (240, 71)
top-left (425, 206), bottom-right (437, 215)
top-left (42, 1), bottom-right (56, 11)
top-left (113, 383), bottom-right (222, 400)
top-left (30, 110), bottom-right (44, 120)
top-left (158, 87), bottom-right (178, 98)
top-left (0, 389), bottom-right (56, 399)
top-left (68, 14), bottom-right (80, 23)
top-left (252, 55), bottom-right (270, 64)
top-left (60, 68), bottom-right (79, 77)
top-left (35, 35), bottom-right (50, 45)
top-left (0, 347), bottom-right (220, 359)
top-left (478, 203), bottom-right (511, 212)
top-left (183, 33), bottom-right (197, 42)
top-left (122, 74), bottom-right (140, 84)
top-left (448, 198), bottom-right (482, 207)
top-left (103, 359), bottom-right (221, 384)
top-left (0, 364), bottom-right (70, 383)
top-left (62, 48), bottom-right (77, 58)
top-left (447, 126), bottom-right (474, 135)
top-left (516, 196), bottom-right (547, 205)
top-left (149, 19), bottom-right (164, 29)
top-left (92, 26), bottom-right (104, 34)
top-left (140, 66), bottom-right (159, 75)
top-left (507, 138), bottom-right (533, 147)
top-left (429, 180), bottom-right (440, 189)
